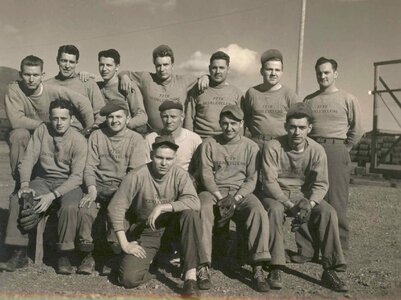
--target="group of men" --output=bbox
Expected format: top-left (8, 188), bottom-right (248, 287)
top-left (0, 43), bottom-right (363, 296)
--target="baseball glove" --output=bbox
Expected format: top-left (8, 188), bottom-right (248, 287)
top-left (216, 194), bottom-right (236, 228)
top-left (18, 192), bottom-right (43, 232)
top-left (288, 198), bottom-right (312, 232)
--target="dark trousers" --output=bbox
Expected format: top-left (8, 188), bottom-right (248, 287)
top-left (118, 210), bottom-right (208, 288)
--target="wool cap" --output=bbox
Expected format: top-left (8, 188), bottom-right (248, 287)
top-left (152, 135), bottom-right (179, 151)
top-left (159, 100), bottom-right (183, 112)
top-left (261, 49), bottom-right (283, 65)
top-left (100, 99), bottom-right (128, 116)
top-left (220, 105), bottom-right (244, 121)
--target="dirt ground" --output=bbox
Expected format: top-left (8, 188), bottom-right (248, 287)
top-left (0, 141), bottom-right (400, 299)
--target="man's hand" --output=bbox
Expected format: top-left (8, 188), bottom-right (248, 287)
top-left (78, 71), bottom-right (95, 82)
top-left (79, 186), bottom-right (97, 208)
top-left (290, 198), bottom-right (313, 232)
top-left (119, 74), bottom-right (133, 94)
top-left (34, 193), bottom-right (56, 214)
top-left (18, 187), bottom-right (36, 198)
top-left (122, 241), bottom-right (147, 259)
top-left (147, 205), bottom-right (163, 231)
top-left (198, 75), bottom-right (209, 92)
top-left (283, 200), bottom-right (294, 210)
top-left (216, 194), bottom-right (236, 228)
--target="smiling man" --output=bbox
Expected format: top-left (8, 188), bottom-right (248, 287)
top-left (76, 99), bottom-right (147, 275)
top-left (242, 49), bottom-right (299, 149)
top-left (260, 102), bottom-right (347, 292)
top-left (184, 51), bottom-right (243, 138)
top-left (0, 99), bottom-right (87, 275)
top-left (97, 49), bottom-right (147, 132)
top-left (199, 105), bottom-right (271, 293)
top-left (5, 55), bottom-right (94, 189)
top-left (46, 45), bottom-right (105, 132)
top-left (118, 44), bottom-right (208, 133)
top-left (108, 135), bottom-right (207, 296)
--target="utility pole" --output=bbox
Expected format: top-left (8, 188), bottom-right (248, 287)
top-left (296, 0), bottom-right (307, 95)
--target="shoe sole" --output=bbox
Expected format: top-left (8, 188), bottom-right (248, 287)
top-left (268, 281), bottom-right (283, 290)
top-left (57, 268), bottom-right (73, 275)
top-left (76, 269), bottom-right (94, 275)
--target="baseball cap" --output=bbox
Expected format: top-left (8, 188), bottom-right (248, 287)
top-left (159, 100), bottom-right (183, 112)
top-left (261, 49), bottom-right (283, 65)
top-left (286, 103), bottom-right (314, 120)
top-left (152, 135), bottom-right (179, 151)
top-left (219, 105), bottom-right (244, 121)
top-left (100, 99), bottom-right (128, 116)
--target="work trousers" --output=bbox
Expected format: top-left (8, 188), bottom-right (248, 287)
top-left (262, 197), bottom-right (346, 271)
top-left (296, 142), bottom-right (351, 251)
top-left (5, 177), bottom-right (82, 251)
top-left (8, 128), bottom-right (31, 180)
top-left (118, 210), bottom-right (208, 288)
top-left (199, 189), bottom-right (271, 264)
top-left (77, 182), bottom-right (119, 252)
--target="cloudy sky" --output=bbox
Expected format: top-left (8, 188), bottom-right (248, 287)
top-left (1, 0), bottom-right (401, 131)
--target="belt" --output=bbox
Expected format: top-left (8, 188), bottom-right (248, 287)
top-left (253, 134), bottom-right (274, 141)
top-left (314, 137), bottom-right (345, 144)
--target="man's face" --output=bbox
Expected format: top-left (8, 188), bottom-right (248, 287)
top-left (20, 65), bottom-right (44, 91)
top-left (50, 107), bottom-right (73, 135)
top-left (285, 117), bottom-right (312, 149)
top-left (151, 146), bottom-right (176, 176)
top-left (160, 109), bottom-right (183, 133)
top-left (220, 115), bottom-right (243, 140)
top-left (315, 62), bottom-right (338, 89)
top-left (58, 53), bottom-right (77, 78)
top-left (106, 110), bottom-right (128, 133)
top-left (154, 56), bottom-right (173, 81)
top-left (260, 60), bottom-right (283, 86)
top-left (209, 59), bottom-right (229, 84)
top-left (99, 56), bottom-right (119, 82)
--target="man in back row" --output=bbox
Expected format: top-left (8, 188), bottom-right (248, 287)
top-left (184, 51), bottom-right (243, 139)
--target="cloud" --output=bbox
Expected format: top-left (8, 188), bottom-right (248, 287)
top-left (2, 24), bottom-right (19, 34)
top-left (106, 0), bottom-right (176, 11)
top-left (177, 43), bottom-right (259, 77)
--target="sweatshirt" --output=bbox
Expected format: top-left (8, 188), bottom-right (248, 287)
top-left (145, 128), bottom-right (202, 171)
top-left (19, 123), bottom-right (87, 196)
top-left (84, 127), bottom-right (147, 187)
top-left (120, 71), bottom-right (197, 131)
top-left (97, 80), bottom-right (148, 129)
top-left (5, 81), bottom-right (94, 131)
top-left (46, 74), bottom-right (105, 126)
top-left (304, 89), bottom-right (363, 148)
top-left (261, 135), bottom-right (328, 203)
top-left (184, 83), bottom-right (243, 138)
top-left (242, 84), bottom-right (299, 138)
top-left (201, 134), bottom-right (259, 197)
top-left (108, 164), bottom-right (200, 231)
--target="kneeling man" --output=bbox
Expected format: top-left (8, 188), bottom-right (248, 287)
top-left (261, 103), bottom-right (347, 292)
top-left (108, 136), bottom-right (207, 296)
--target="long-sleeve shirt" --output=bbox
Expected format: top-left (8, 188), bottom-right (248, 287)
top-left (5, 81), bottom-right (94, 130)
top-left (184, 83), bottom-right (243, 138)
top-left (108, 163), bottom-right (200, 231)
top-left (200, 135), bottom-right (259, 197)
top-left (97, 80), bottom-right (148, 129)
top-left (304, 89), bottom-right (364, 148)
top-left (261, 135), bottom-right (329, 203)
top-left (145, 128), bottom-right (202, 171)
top-left (84, 127), bottom-right (146, 187)
top-left (120, 71), bottom-right (197, 131)
top-left (46, 74), bottom-right (105, 126)
top-left (242, 84), bottom-right (299, 138)
top-left (19, 123), bottom-right (87, 196)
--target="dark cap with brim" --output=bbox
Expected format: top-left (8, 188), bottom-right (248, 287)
top-left (159, 100), bottom-right (183, 112)
top-left (100, 99), bottom-right (128, 116)
top-left (286, 103), bottom-right (314, 120)
top-left (261, 49), bottom-right (283, 65)
top-left (152, 135), bottom-right (179, 151)
top-left (220, 105), bottom-right (244, 121)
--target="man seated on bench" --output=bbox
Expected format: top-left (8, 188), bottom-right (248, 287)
top-left (0, 99), bottom-right (87, 275)
top-left (198, 105), bottom-right (271, 293)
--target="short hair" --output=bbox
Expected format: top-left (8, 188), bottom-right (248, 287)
top-left (20, 55), bottom-right (44, 72)
top-left (57, 45), bottom-right (80, 62)
top-left (98, 49), bottom-right (120, 65)
top-left (49, 99), bottom-right (75, 116)
top-left (152, 45), bottom-right (174, 64)
top-left (286, 112), bottom-right (313, 124)
top-left (315, 57), bottom-right (338, 71)
top-left (210, 51), bottom-right (230, 66)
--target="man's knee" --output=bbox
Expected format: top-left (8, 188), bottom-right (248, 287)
top-left (119, 270), bottom-right (148, 288)
top-left (264, 199), bottom-right (285, 219)
top-left (9, 128), bottom-right (31, 146)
